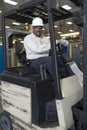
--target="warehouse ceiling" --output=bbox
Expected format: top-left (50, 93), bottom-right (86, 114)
top-left (0, 0), bottom-right (82, 41)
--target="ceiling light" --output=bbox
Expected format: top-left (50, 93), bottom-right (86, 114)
top-left (0, 11), bottom-right (2, 13)
top-left (42, 28), bottom-right (45, 30)
top-left (54, 25), bottom-right (58, 28)
top-left (66, 22), bottom-right (73, 25)
top-left (4, 0), bottom-right (18, 5)
top-left (60, 32), bottom-right (80, 37)
top-left (5, 26), bottom-right (10, 29)
top-left (69, 29), bottom-right (74, 32)
top-left (18, 38), bottom-right (23, 41)
top-left (62, 37), bottom-right (66, 39)
top-left (20, 41), bottom-right (24, 43)
top-left (57, 32), bottom-right (62, 34)
top-left (62, 5), bottom-right (72, 10)
top-left (73, 35), bottom-right (77, 37)
top-left (12, 22), bottom-right (21, 25)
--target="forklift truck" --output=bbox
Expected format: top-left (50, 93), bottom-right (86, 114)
top-left (0, 0), bottom-right (85, 130)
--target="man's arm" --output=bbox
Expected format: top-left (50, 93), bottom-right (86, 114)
top-left (56, 39), bottom-right (69, 47)
top-left (24, 36), bottom-right (51, 53)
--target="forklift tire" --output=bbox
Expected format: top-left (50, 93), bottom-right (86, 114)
top-left (0, 112), bottom-right (13, 130)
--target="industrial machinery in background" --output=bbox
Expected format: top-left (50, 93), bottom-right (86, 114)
top-left (69, 42), bottom-right (83, 70)
top-left (0, 0), bottom-right (86, 130)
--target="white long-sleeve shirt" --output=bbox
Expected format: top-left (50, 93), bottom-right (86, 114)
top-left (24, 33), bottom-right (51, 59)
top-left (24, 33), bottom-right (69, 59)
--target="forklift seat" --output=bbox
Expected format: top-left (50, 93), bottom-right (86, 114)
top-left (15, 41), bottom-right (30, 66)
top-left (14, 41), bottom-right (37, 76)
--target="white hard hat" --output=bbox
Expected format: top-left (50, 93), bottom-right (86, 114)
top-left (32, 17), bottom-right (44, 26)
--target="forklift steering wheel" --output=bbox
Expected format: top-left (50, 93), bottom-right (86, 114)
top-left (56, 43), bottom-right (67, 55)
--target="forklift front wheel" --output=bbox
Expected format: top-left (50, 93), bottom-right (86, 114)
top-left (0, 111), bottom-right (13, 130)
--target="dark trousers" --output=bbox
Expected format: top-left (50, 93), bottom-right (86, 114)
top-left (29, 56), bottom-right (73, 78)
top-left (29, 56), bottom-right (54, 76)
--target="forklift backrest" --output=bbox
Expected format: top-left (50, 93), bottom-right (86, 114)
top-left (15, 41), bottom-right (27, 65)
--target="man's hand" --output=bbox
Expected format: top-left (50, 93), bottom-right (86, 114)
top-left (56, 39), bottom-right (69, 47)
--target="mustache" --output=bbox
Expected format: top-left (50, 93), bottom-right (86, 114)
top-left (36, 30), bottom-right (42, 33)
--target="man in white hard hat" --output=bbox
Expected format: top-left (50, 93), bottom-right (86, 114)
top-left (24, 17), bottom-right (69, 76)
